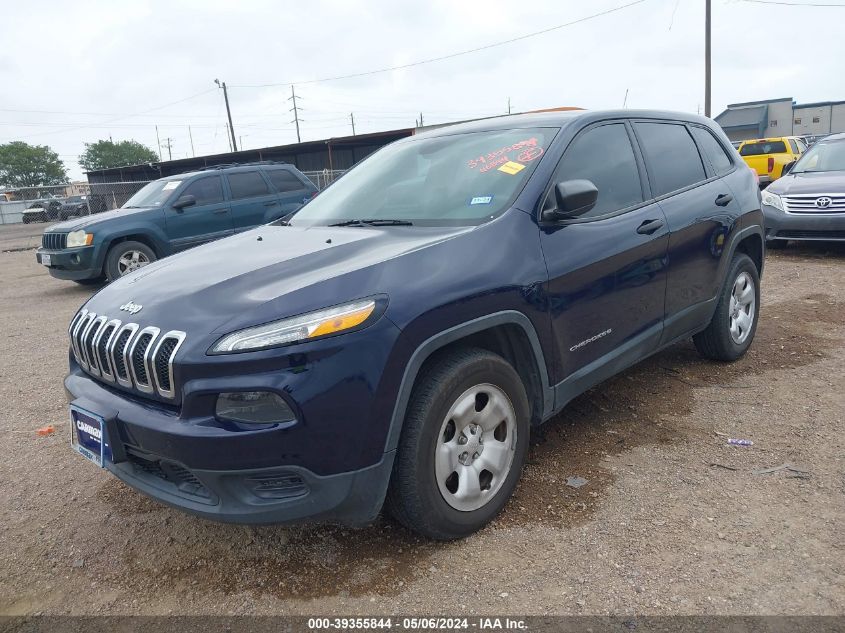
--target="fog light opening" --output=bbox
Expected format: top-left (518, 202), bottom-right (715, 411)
top-left (215, 391), bottom-right (297, 426)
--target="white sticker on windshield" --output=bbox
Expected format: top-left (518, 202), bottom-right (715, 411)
top-left (470, 196), bottom-right (493, 205)
top-left (163, 180), bottom-right (182, 191)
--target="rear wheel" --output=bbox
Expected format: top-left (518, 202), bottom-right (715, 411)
top-left (693, 253), bottom-right (760, 361)
top-left (104, 241), bottom-right (156, 281)
top-left (386, 348), bottom-right (530, 540)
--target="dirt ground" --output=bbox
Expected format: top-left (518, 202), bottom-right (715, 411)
top-left (1, 224), bottom-right (843, 616)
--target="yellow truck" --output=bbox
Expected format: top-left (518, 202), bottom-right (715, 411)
top-left (738, 136), bottom-right (806, 185)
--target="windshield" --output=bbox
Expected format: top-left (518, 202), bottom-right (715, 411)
top-left (122, 179), bottom-right (182, 208)
top-left (289, 128), bottom-right (556, 227)
top-left (740, 141), bottom-right (786, 156)
top-left (792, 140), bottom-right (845, 173)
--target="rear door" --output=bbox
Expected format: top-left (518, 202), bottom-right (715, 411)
top-left (263, 167), bottom-right (316, 221)
top-left (539, 121), bottom-right (669, 389)
top-left (225, 170), bottom-right (278, 232)
top-left (164, 175), bottom-right (233, 252)
top-left (631, 121), bottom-right (742, 343)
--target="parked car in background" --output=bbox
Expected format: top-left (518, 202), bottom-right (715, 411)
top-left (62, 110), bottom-right (764, 539)
top-left (22, 197), bottom-right (64, 223)
top-left (760, 132), bottom-right (845, 248)
top-left (738, 136), bottom-right (806, 186)
top-left (59, 195), bottom-right (90, 221)
top-left (36, 162), bottom-right (318, 283)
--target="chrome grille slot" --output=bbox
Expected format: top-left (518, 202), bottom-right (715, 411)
top-left (68, 313), bottom-right (185, 400)
top-left (83, 316), bottom-right (107, 376)
top-left (94, 320), bottom-right (120, 382)
top-left (150, 331), bottom-right (186, 399)
top-left (128, 327), bottom-right (160, 393)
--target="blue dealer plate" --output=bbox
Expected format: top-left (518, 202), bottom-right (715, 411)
top-left (69, 406), bottom-right (112, 468)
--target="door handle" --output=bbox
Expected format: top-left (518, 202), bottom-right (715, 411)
top-left (715, 194), bottom-right (733, 207)
top-left (213, 208), bottom-right (228, 214)
top-left (636, 218), bottom-right (664, 235)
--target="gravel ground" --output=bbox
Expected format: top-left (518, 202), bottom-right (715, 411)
top-left (1, 226), bottom-right (843, 616)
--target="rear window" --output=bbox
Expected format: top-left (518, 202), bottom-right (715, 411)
top-left (740, 141), bottom-right (787, 156)
top-left (634, 122), bottom-right (707, 196)
top-left (227, 171), bottom-right (270, 199)
top-left (266, 169), bottom-right (306, 193)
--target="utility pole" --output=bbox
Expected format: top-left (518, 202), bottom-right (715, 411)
top-left (215, 78), bottom-right (238, 151)
top-left (507, 97), bottom-right (511, 114)
top-left (419, 112), bottom-right (424, 127)
top-left (704, 0), bottom-right (711, 117)
top-left (350, 112), bottom-right (356, 136)
top-left (155, 125), bottom-right (162, 161)
top-left (188, 126), bottom-right (195, 157)
top-left (289, 85), bottom-right (302, 143)
top-left (623, 88), bottom-right (629, 108)
top-left (162, 137), bottom-right (174, 161)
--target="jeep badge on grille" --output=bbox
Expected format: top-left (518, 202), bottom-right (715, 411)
top-left (119, 301), bottom-right (142, 315)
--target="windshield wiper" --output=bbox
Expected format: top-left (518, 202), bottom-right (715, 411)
top-left (328, 218), bottom-right (414, 227)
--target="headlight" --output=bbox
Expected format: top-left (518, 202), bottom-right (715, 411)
top-left (66, 230), bottom-right (93, 248)
top-left (761, 190), bottom-right (784, 212)
top-left (211, 299), bottom-right (377, 353)
top-left (216, 391), bottom-right (296, 426)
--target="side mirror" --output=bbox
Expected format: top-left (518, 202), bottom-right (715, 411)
top-left (542, 179), bottom-right (599, 221)
top-left (172, 194), bottom-right (196, 211)
top-left (781, 160), bottom-right (796, 175)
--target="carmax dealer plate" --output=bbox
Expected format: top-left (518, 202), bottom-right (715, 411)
top-left (69, 406), bottom-right (111, 468)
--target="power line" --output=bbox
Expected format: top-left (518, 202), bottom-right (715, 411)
top-left (231, 0), bottom-right (647, 89)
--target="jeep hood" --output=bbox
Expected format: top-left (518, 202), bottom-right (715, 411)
top-left (768, 170), bottom-right (845, 196)
top-left (84, 224), bottom-right (472, 335)
top-left (46, 206), bottom-right (160, 232)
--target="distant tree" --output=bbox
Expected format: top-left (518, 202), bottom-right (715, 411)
top-left (0, 141), bottom-right (67, 188)
top-left (79, 139), bottom-right (159, 172)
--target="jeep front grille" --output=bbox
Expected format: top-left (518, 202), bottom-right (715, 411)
top-left (42, 232), bottom-right (67, 250)
top-left (69, 309), bottom-right (186, 400)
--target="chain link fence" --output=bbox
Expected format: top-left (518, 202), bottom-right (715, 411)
top-left (0, 168), bottom-right (346, 225)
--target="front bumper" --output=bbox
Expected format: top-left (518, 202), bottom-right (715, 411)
top-left (762, 204), bottom-right (845, 242)
top-left (63, 313), bottom-right (403, 525)
top-left (36, 246), bottom-right (101, 280)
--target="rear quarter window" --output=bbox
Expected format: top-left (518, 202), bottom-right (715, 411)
top-left (690, 126), bottom-right (734, 176)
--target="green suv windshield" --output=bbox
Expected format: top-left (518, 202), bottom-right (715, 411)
top-left (123, 179), bottom-right (183, 208)
top-left (289, 128), bottom-right (556, 227)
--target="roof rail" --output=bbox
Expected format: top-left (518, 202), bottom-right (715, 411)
top-left (197, 160), bottom-right (288, 171)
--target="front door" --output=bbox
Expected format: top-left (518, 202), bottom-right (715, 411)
top-left (165, 174), bottom-right (233, 252)
top-left (539, 121), bottom-right (669, 399)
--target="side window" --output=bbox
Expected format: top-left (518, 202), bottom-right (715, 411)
top-left (548, 123), bottom-right (643, 218)
top-left (634, 122), bottom-right (707, 196)
top-left (690, 126), bottom-right (734, 176)
top-left (266, 168), bottom-right (305, 193)
top-left (227, 171), bottom-right (270, 199)
top-left (180, 176), bottom-right (224, 205)
top-left (788, 139), bottom-right (799, 153)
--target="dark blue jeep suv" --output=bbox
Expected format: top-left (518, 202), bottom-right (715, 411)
top-left (37, 162), bottom-right (318, 283)
top-left (64, 110), bottom-right (764, 539)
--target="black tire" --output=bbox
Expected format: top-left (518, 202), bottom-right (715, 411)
top-left (104, 240), bottom-right (157, 281)
top-left (766, 239), bottom-right (789, 250)
top-left (386, 347), bottom-right (530, 540)
top-left (693, 253), bottom-right (760, 361)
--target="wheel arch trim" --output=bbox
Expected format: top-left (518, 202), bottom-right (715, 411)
top-left (383, 310), bottom-right (552, 454)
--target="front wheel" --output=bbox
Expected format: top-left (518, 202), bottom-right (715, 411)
top-left (386, 348), bottom-right (530, 540)
top-left (104, 241), bottom-right (156, 281)
top-left (693, 253), bottom-right (760, 361)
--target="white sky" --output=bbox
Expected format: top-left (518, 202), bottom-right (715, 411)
top-left (3, 0), bottom-right (844, 180)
